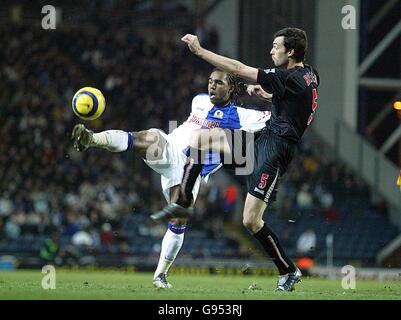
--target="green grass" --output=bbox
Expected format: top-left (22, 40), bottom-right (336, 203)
top-left (0, 269), bottom-right (400, 300)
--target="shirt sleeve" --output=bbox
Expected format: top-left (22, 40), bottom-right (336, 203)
top-left (178, 93), bottom-right (208, 125)
top-left (191, 94), bottom-right (208, 113)
top-left (178, 93), bottom-right (210, 128)
top-left (178, 95), bottom-right (204, 127)
top-left (257, 68), bottom-right (290, 97)
top-left (237, 107), bottom-right (271, 133)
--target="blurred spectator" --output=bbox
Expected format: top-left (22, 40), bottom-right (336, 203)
top-left (64, 212), bottom-right (80, 237)
top-left (302, 155), bottom-right (319, 175)
top-left (100, 223), bottom-right (114, 247)
top-left (72, 227), bottom-right (94, 247)
top-left (296, 228), bottom-right (316, 258)
top-left (315, 185), bottom-right (334, 208)
top-left (321, 206), bottom-right (339, 222)
top-left (39, 230), bottom-right (60, 265)
top-left (223, 184), bottom-right (238, 217)
top-left (316, 185), bottom-right (339, 222)
top-left (0, 193), bottom-right (14, 217)
top-left (4, 216), bottom-right (20, 240)
top-left (296, 184), bottom-right (313, 211)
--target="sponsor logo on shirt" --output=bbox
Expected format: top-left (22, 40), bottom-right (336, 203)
top-left (253, 187), bottom-right (265, 195)
top-left (188, 114), bottom-right (221, 128)
top-left (303, 72), bottom-right (318, 86)
top-left (263, 68), bottom-right (276, 74)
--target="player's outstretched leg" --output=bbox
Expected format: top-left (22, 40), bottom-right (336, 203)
top-left (71, 124), bottom-right (166, 158)
top-left (72, 123), bottom-right (135, 153)
top-left (72, 124), bottom-right (94, 151)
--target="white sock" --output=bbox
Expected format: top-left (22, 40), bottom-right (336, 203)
top-left (154, 228), bottom-right (185, 278)
top-left (91, 130), bottom-right (133, 152)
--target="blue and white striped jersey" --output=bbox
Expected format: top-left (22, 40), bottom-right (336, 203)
top-left (168, 93), bottom-right (271, 153)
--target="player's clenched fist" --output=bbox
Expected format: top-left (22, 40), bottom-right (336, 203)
top-left (246, 84), bottom-right (272, 101)
top-left (181, 34), bottom-right (202, 55)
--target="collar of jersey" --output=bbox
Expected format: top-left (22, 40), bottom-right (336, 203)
top-left (213, 101), bottom-right (234, 109)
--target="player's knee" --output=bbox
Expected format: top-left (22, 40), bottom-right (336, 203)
top-left (135, 130), bottom-right (165, 160)
top-left (242, 217), bottom-right (255, 231)
top-left (169, 218), bottom-right (188, 226)
top-left (135, 130), bottom-right (157, 147)
top-left (243, 216), bottom-right (263, 234)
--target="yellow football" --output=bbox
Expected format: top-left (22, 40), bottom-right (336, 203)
top-left (72, 87), bottom-right (106, 120)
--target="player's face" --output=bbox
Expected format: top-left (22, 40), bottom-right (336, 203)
top-left (270, 36), bottom-right (291, 67)
top-left (208, 71), bottom-right (233, 106)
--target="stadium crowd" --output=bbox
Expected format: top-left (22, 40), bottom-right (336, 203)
top-left (0, 11), bottom-right (237, 260)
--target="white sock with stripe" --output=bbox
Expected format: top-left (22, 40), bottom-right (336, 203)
top-left (154, 225), bottom-right (185, 278)
top-left (91, 130), bottom-right (134, 152)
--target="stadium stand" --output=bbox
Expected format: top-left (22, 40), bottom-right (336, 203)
top-left (0, 7), bottom-right (248, 268)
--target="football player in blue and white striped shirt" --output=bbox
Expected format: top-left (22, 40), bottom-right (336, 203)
top-left (72, 68), bottom-right (271, 289)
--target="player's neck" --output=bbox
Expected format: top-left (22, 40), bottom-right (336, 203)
top-left (286, 60), bottom-right (304, 69)
top-left (216, 100), bottom-right (232, 107)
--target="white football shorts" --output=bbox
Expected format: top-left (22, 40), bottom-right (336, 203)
top-left (142, 129), bottom-right (202, 203)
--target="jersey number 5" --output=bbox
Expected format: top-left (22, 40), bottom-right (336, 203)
top-left (258, 173), bottom-right (269, 189)
top-left (307, 88), bottom-right (318, 126)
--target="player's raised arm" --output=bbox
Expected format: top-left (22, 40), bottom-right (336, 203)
top-left (181, 34), bottom-right (258, 82)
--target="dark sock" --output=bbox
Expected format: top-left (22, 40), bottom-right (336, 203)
top-left (176, 147), bottom-right (204, 208)
top-left (253, 223), bottom-right (296, 275)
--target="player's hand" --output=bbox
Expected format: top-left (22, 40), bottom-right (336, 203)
top-left (246, 84), bottom-right (272, 101)
top-left (181, 34), bottom-right (202, 55)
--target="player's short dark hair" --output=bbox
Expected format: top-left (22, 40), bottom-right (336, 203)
top-left (274, 27), bottom-right (308, 62)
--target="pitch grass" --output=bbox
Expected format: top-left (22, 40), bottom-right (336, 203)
top-left (0, 269), bottom-right (400, 300)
